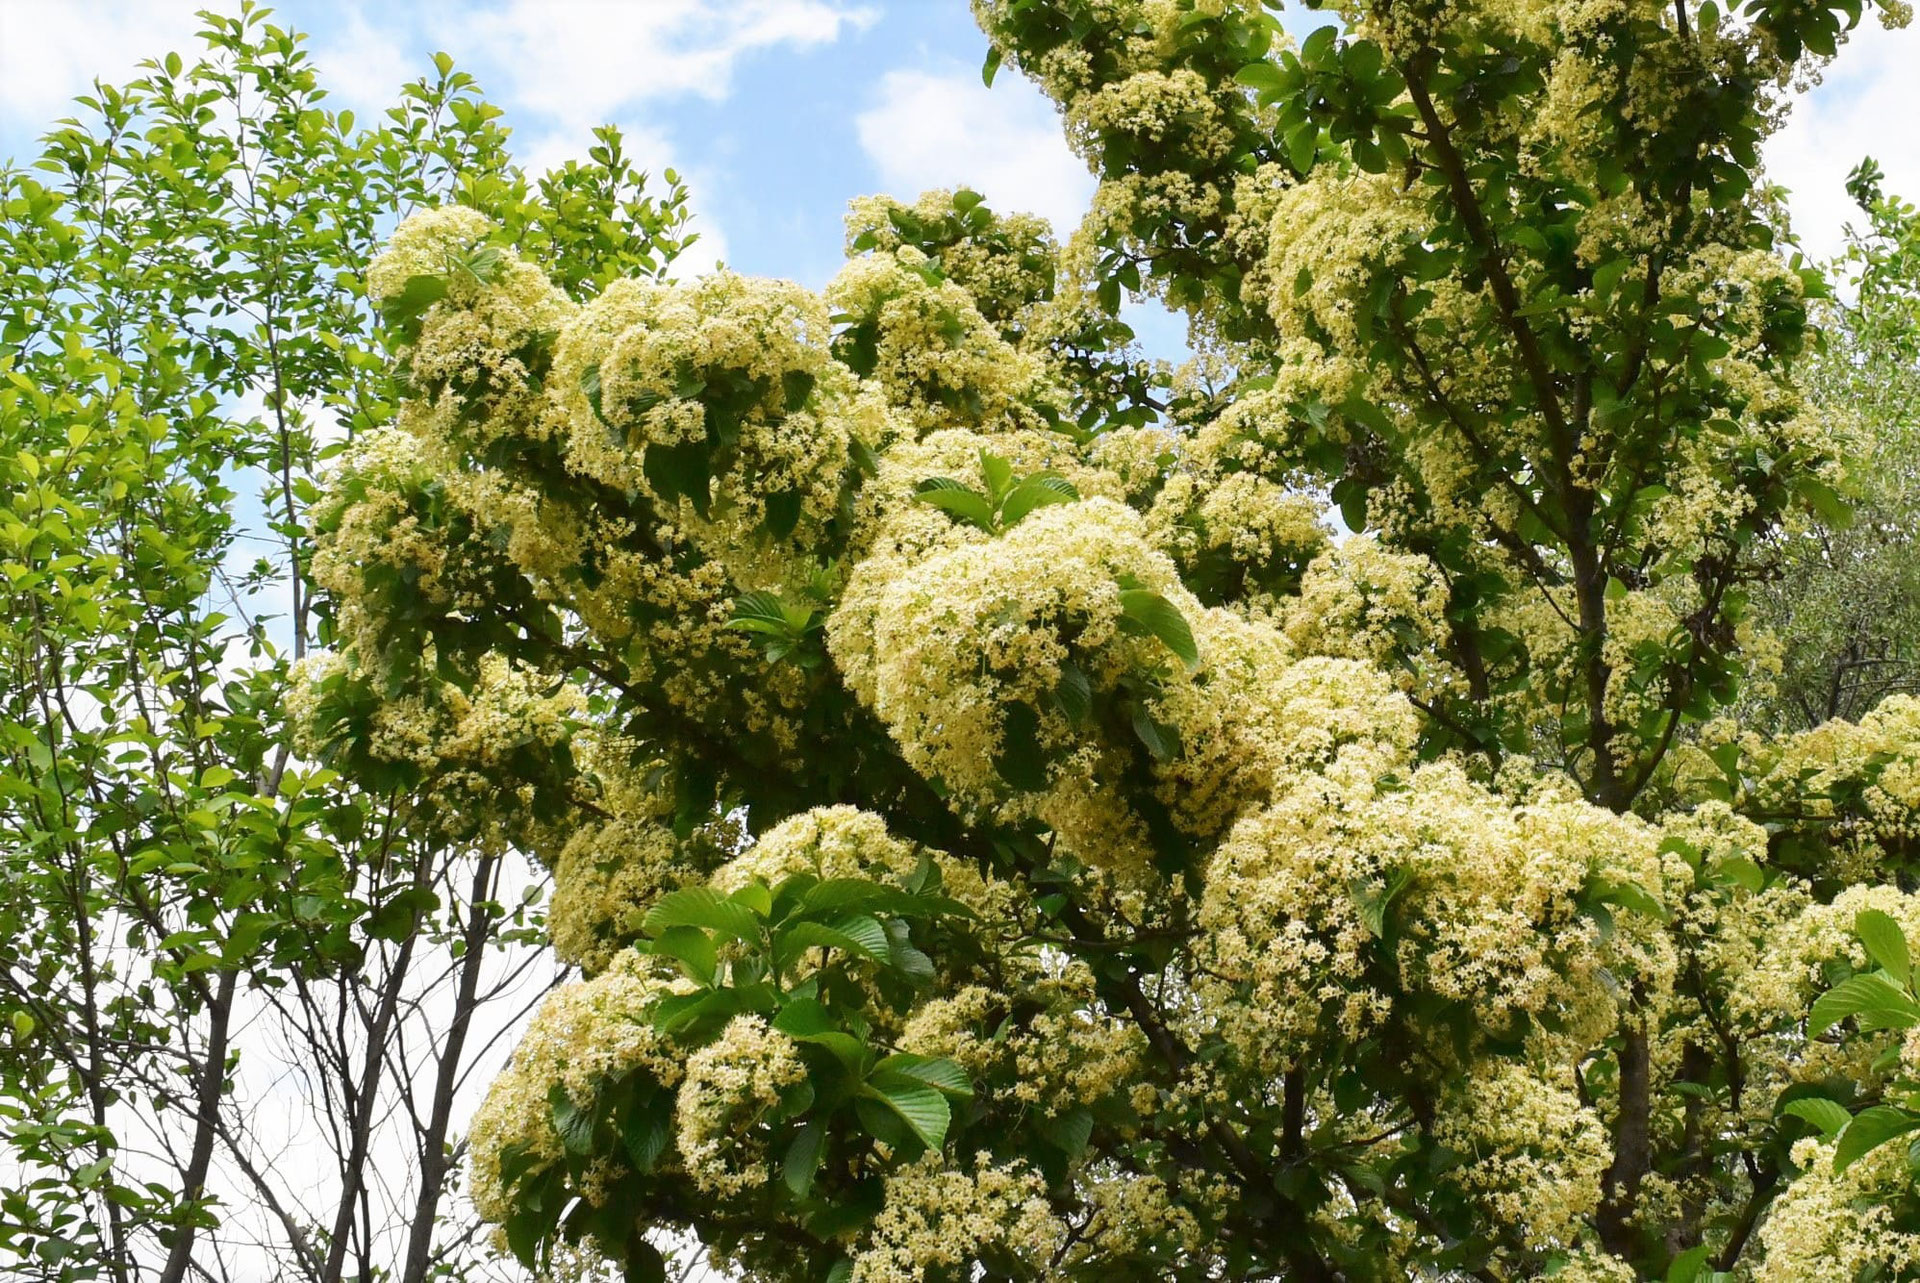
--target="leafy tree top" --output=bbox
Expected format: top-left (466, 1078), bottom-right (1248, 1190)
top-left (294, 1), bottom-right (1920, 1279)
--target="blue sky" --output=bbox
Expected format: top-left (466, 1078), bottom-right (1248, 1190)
top-left (3, 0), bottom-right (1918, 295)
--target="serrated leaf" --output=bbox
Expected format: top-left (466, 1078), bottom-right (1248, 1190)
top-left (1811, 971), bottom-right (1920, 1036)
top-left (784, 1122), bottom-right (827, 1196)
top-left (1130, 701), bottom-right (1181, 762)
top-left (1117, 588), bottom-right (1198, 667)
top-left (914, 478), bottom-right (996, 531)
top-left (1000, 473), bottom-right (1079, 526)
top-left (834, 914), bottom-right (890, 959)
top-left (776, 920), bottom-right (881, 969)
top-left (549, 1083), bottom-right (594, 1156)
top-left (1835, 1105), bottom-right (1920, 1173)
top-left (649, 925), bottom-right (716, 986)
top-left (1857, 909), bottom-right (1911, 987)
top-left (1039, 1105), bottom-right (1094, 1157)
top-left (1782, 1096), bottom-right (1852, 1138)
top-left (644, 886), bottom-right (762, 942)
top-left (979, 449), bottom-right (1014, 500)
top-left (1054, 661), bottom-right (1093, 723)
top-left (622, 1101), bottom-right (672, 1172)
top-left (864, 1080), bottom-right (950, 1150)
top-left (872, 1054), bottom-right (972, 1099)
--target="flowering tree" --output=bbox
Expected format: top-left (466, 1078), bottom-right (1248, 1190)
top-left (297, 0), bottom-right (1920, 1279)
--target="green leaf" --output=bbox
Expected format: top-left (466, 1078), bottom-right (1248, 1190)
top-left (771, 998), bottom-right (836, 1038)
top-left (643, 439), bottom-right (712, 515)
top-left (1038, 1105), bottom-right (1093, 1157)
top-left (776, 920), bottom-right (882, 968)
top-left (649, 925), bottom-right (717, 986)
top-left (643, 887), bottom-right (762, 942)
top-left (1781, 1096), bottom-right (1852, 1138)
top-left (999, 473), bottom-right (1079, 526)
top-left (784, 1122), bottom-right (827, 1196)
top-left (1130, 701), bottom-right (1181, 762)
top-left (549, 1083), bottom-right (594, 1156)
top-left (1857, 909), bottom-right (1911, 987)
top-left (914, 477), bottom-right (996, 530)
top-left (1054, 661), bottom-right (1093, 724)
top-left (1666, 1244), bottom-right (1712, 1283)
top-left (979, 449), bottom-right (1014, 500)
top-left (379, 272), bottom-right (447, 335)
top-left (1810, 971), bottom-right (1920, 1036)
top-left (1589, 876), bottom-right (1668, 922)
top-left (872, 1054), bottom-right (972, 1100)
top-left (863, 1080), bottom-right (950, 1150)
top-left (622, 1101), bottom-right (672, 1172)
top-left (1235, 62), bottom-right (1287, 96)
top-left (834, 914), bottom-right (890, 959)
top-left (782, 369), bottom-right (817, 412)
top-left (1117, 588), bottom-right (1198, 667)
top-left (982, 44), bottom-right (1003, 88)
top-left (995, 700), bottom-right (1050, 790)
top-left (1835, 1105), bottom-right (1920, 1173)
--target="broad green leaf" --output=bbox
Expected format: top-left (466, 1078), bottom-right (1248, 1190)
top-left (1781, 1096), bottom-right (1852, 1138)
top-left (783, 1121), bottom-right (827, 1196)
top-left (872, 1054), bottom-right (972, 1100)
top-left (1810, 971), bottom-right (1920, 1036)
top-left (913, 477), bottom-right (996, 530)
top-left (776, 920), bottom-right (881, 969)
top-left (548, 1083), bottom-right (594, 1156)
top-left (649, 925), bottom-right (717, 986)
top-left (1038, 1105), bottom-right (1094, 1157)
top-left (862, 1080), bottom-right (949, 1150)
top-left (644, 887), bottom-right (762, 942)
top-left (1857, 909), bottom-right (1911, 987)
top-left (979, 449), bottom-right (1014, 500)
top-left (1835, 1105), bottom-right (1920, 1173)
top-left (771, 998), bottom-right (835, 1038)
top-left (1117, 588), bottom-right (1199, 667)
top-left (999, 473), bottom-right (1079, 526)
top-left (1666, 1245), bottom-right (1712, 1283)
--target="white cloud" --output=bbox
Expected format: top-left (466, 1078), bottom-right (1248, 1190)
top-left (855, 66), bottom-right (1095, 234)
top-left (435, 0), bottom-right (874, 136)
top-left (0, 0), bottom-right (205, 135)
top-left (307, 8), bottom-right (420, 119)
top-left (1766, 17), bottom-right (1920, 264)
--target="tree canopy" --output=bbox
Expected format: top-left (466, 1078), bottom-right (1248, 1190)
top-left (101, 0), bottom-right (1920, 1280)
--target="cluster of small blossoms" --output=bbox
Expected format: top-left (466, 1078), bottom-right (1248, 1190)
top-left (1063, 1165), bottom-right (1207, 1268)
top-left (1144, 469), bottom-right (1329, 608)
top-left (1197, 759), bottom-right (1672, 1066)
top-left (548, 271), bottom-right (853, 569)
top-left (466, 952), bottom-right (687, 1222)
top-left (857, 497), bottom-right (1204, 871)
top-left (897, 966), bottom-right (1147, 1111)
top-left (673, 1014), bottom-right (808, 1197)
top-left (825, 248), bottom-right (1050, 434)
top-left (1430, 1062), bottom-right (1611, 1248)
top-left (842, 191), bottom-right (1057, 331)
top-left (1754, 1137), bottom-right (1920, 1280)
top-left (374, 212), bottom-right (571, 453)
top-left (1283, 536), bottom-right (1459, 696)
top-left (849, 1153), bottom-right (1065, 1283)
top-left (286, 648), bottom-right (585, 857)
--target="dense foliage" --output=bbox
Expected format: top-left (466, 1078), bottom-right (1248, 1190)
top-left (77, 0), bottom-right (1920, 1281)
top-left (1751, 158), bottom-right (1920, 730)
top-left (0, 7), bottom-right (693, 1279)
